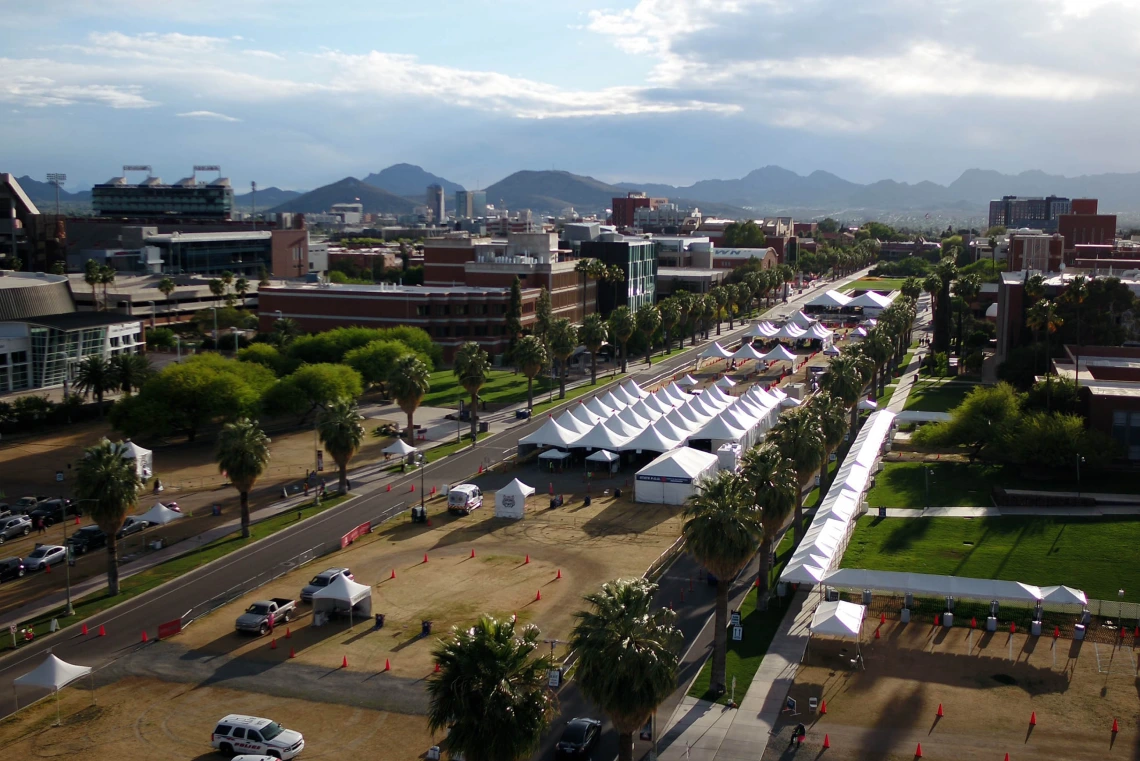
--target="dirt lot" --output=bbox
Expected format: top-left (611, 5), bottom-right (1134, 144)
top-left (174, 491), bottom-right (684, 677)
top-left (0, 676), bottom-right (434, 760)
top-left (765, 618), bottom-right (1140, 760)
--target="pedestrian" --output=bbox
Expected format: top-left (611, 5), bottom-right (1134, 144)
top-left (303, 482), bottom-right (309, 497)
top-left (36, 517), bottom-right (45, 535)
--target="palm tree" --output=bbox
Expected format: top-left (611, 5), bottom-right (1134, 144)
top-left (861, 330), bottom-right (894, 399)
top-left (388, 354), bottom-right (432, 443)
top-left (110, 352), bottom-right (151, 396)
top-left (157, 277), bottom-right (176, 322)
top-left (766, 405), bottom-right (823, 542)
top-left (608, 306), bottom-right (635, 373)
top-left (318, 398), bottom-right (364, 495)
top-left (1027, 298), bottom-right (1064, 409)
top-left (579, 313), bottom-right (608, 386)
top-left (952, 273), bottom-right (982, 356)
top-left (683, 470), bottom-right (761, 695)
top-left (575, 258), bottom-right (607, 315)
top-left (208, 278), bottom-right (225, 307)
top-left (673, 292), bottom-right (693, 348)
top-left (73, 440), bottom-right (140, 595)
top-left (711, 286), bottom-right (727, 335)
top-left (513, 335), bottom-right (548, 411)
top-left (234, 277), bottom-right (250, 305)
top-left (428, 616), bottom-right (556, 761)
top-left (272, 317), bottom-right (299, 347)
top-left (215, 418), bottom-right (271, 539)
top-left (821, 353), bottom-right (865, 438)
top-left (659, 297), bottom-right (680, 354)
top-left (84, 260), bottom-right (101, 309)
top-left (901, 276), bottom-right (922, 301)
top-left (636, 304), bottom-right (661, 367)
top-left (548, 318), bottom-right (578, 399)
top-left (453, 341), bottom-right (491, 438)
top-left (807, 392), bottom-right (848, 495)
top-left (700, 293), bottom-right (716, 340)
top-left (571, 578), bottom-right (682, 761)
top-left (73, 355), bottom-right (115, 415)
top-left (740, 445), bottom-right (797, 595)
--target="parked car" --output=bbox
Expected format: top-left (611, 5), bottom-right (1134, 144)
top-left (555, 718), bottom-right (602, 760)
top-left (0, 503), bottom-right (11, 520)
top-left (14, 496), bottom-right (47, 514)
top-left (0, 515), bottom-right (31, 544)
top-left (67, 526), bottom-right (108, 556)
top-left (0, 557), bottom-right (25, 582)
top-left (117, 516), bottom-right (150, 538)
top-left (447, 484), bottom-right (483, 515)
top-left (210, 714), bottom-right (305, 759)
top-left (24, 544), bottom-right (67, 571)
top-left (29, 499), bottom-right (78, 527)
top-left (300, 567), bottom-right (354, 603)
top-left (235, 598), bottom-right (296, 635)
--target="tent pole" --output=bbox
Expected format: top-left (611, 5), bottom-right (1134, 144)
top-left (55, 689), bottom-right (60, 727)
top-left (90, 671), bottom-right (96, 705)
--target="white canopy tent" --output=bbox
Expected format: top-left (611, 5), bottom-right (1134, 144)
top-left (585, 397), bottom-right (616, 419)
top-left (622, 380), bottom-right (650, 400)
top-left (704, 385), bottom-right (734, 407)
top-left (666, 382), bottom-right (690, 402)
top-left (13, 653), bottom-right (95, 723)
top-left (603, 415), bottom-right (640, 438)
top-left (857, 397), bottom-right (878, 411)
top-left (538, 449), bottom-right (571, 466)
top-left (572, 404), bottom-right (605, 426)
top-left (585, 448), bottom-right (621, 474)
top-left (849, 326), bottom-right (868, 340)
top-left (821, 569), bottom-right (1068, 606)
top-left (635, 447), bottom-right (720, 505)
top-left (762, 345), bottom-right (798, 363)
top-left (599, 390), bottom-right (628, 412)
top-left (383, 439), bottom-right (418, 457)
top-left (629, 400), bottom-right (663, 422)
top-left (772, 323), bottom-right (807, 341)
top-left (731, 343), bottom-right (766, 361)
top-left (654, 415), bottom-right (692, 443)
top-left (691, 413), bottom-right (747, 450)
top-left (808, 323), bottom-right (834, 341)
top-left (612, 384), bottom-right (641, 406)
top-left (137, 502), bottom-right (184, 526)
top-left (811, 600), bottom-right (865, 638)
top-left (617, 407), bottom-right (651, 430)
top-left (494, 478), bottom-right (535, 520)
top-left (699, 342), bottom-right (734, 359)
top-left (676, 374), bottom-right (700, 387)
top-left (787, 310), bottom-right (819, 328)
top-left (653, 388), bottom-right (682, 410)
top-left (743, 321), bottom-right (779, 338)
top-left (641, 394), bottom-right (672, 416)
top-left (780, 397), bottom-right (802, 408)
top-left (572, 423), bottom-right (631, 452)
top-left (518, 419), bottom-right (582, 449)
top-left (621, 423), bottom-right (682, 454)
top-left (806, 290), bottom-right (853, 309)
top-left (847, 290), bottom-right (897, 310)
top-left (556, 410), bottom-right (594, 435)
top-left (715, 376), bottom-right (738, 389)
top-left (312, 574), bottom-right (373, 625)
top-left (119, 440), bottom-right (153, 479)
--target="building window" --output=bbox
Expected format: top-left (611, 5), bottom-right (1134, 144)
top-left (1112, 410), bottom-right (1140, 460)
top-left (416, 305), bottom-right (429, 317)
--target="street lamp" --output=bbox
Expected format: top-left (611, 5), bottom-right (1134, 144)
top-left (1076, 455), bottom-right (1086, 498)
top-left (147, 300), bottom-right (156, 330)
top-left (415, 451), bottom-right (427, 511)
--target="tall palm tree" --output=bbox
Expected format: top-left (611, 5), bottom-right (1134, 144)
top-left (234, 277), bottom-right (250, 305)
top-left (673, 291), bottom-right (693, 348)
top-left (821, 353), bottom-right (865, 438)
top-left (711, 286), bottom-right (727, 335)
top-left (208, 278), bottom-right (225, 307)
top-left (683, 470), bottom-right (761, 695)
top-left (453, 341), bottom-right (491, 438)
top-left (157, 276), bottom-right (176, 322)
top-left (608, 306), bottom-right (636, 373)
top-left (73, 355), bottom-right (115, 415)
top-left (952, 273), bottom-right (982, 356)
top-left (766, 405), bottom-right (823, 542)
top-left (428, 616), bottom-right (556, 761)
top-left (110, 352), bottom-right (151, 396)
top-left (74, 440), bottom-right (140, 595)
top-left (98, 265), bottom-right (116, 312)
top-left (571, 578), bottom-right (682, 761)
top-left (579, 313), bottom-right (608, 386)
top-left (659, 297), bottom-right (680, 354)
top-left (387, 354), bottom-right (432, 443)
top-left (806, 392), bottom-right (848, 495)
top-left (901, 276), bottom-right (922, 301)
top-left (318, 398), bottom-right (364, 495)
top-left (700, 293), bottom-right (716, 340)
top-left (1027, 298), bottom-right (1064, 409)
top-left (861, 330), bottom-right (894, 399)
top-left (740, 445), bottom-right (797, 595)
top-left (84, 260), bottom-right (102, 309)
top-left (548, 318), bottom-right (578, 399)
top-left (215, 418), bottom-right (271, 538)
top-left (513, 335), bottom-right (548, 411)
top-left (636, 304), bottom-right (661, 367)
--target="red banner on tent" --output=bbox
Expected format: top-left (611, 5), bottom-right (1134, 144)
top-left (157, 618), bottom-right (182, 639)
top-left (340, 521), bottom-right (372, 549)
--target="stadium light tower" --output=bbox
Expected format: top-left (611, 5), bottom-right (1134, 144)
top-left (45, 173), bottom-right (66, 216)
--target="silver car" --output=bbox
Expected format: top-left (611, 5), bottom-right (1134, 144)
top-left (24, 544), bottom-right (66, 571)
top-left (300, 567), bottom-right (354, 603)
top-left (0, 516), bottom-right (31, 544)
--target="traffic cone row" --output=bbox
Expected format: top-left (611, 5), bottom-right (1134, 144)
top-left (285, 627), bottom-right (292, 639)
top-left (270, 638), bottom-right (277, 650)
top-left (98, 625), bottom-right (106, 637)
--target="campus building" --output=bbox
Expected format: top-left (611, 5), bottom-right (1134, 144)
top-left (1053, 345), bottom-right (1140, 461)
top-left (92, 170), bottom-right (234, 219)
top-left (579, 235), bottom-right (657, 315)
top-left (988, 195), bottom-right (1072, 232)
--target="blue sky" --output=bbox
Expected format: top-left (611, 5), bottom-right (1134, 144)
top-left (2, 0), bottom-right (1137, 192)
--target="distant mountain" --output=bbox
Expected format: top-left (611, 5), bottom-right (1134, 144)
top-left (266, 177), bottom-right (417, 215)
top-left (15, 175), bottom-right (90, 206)
top-left (485, 170), bottom-right (623, 213)
top-left (233, 186), bottom-right (301, 210)
top-left (362, 164), bottom-right (463, 198)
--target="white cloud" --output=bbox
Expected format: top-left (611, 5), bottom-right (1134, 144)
top-left (177, 110), bottom-right (241, 122)
top-left (0, 69), bottom-right (156, 108)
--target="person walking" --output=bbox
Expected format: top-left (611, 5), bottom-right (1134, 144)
top-left (36, 517), bottom-right (45, 535)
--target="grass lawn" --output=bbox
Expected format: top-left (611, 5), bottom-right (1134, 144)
top-left (842, 278), bottom-right (907, 293)
top-left (876, 384), bottom-right (896, 408)
top-left (2, 494), bottom-right (352, 652)
top-left (688, 531), bottom-right (796, 705)
top-left (903, 380), bottom-right (980, 412)
top-left (843, 514), bottom-right (1140, 602)
top-left (421, 369), bottom-right (558, 409)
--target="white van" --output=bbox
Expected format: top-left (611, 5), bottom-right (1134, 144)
top-left (447, 484), bottom-right (483, 515)
top-left (211, 714), bottom-right (305, 759)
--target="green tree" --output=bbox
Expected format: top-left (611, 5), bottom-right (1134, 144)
top-left (318, 398), bottom-right (364, 495)
top-left (1027, 298), bottom-right (1064, 408)
top-left (428, 616), bottom-right (556, 761)
top-left (344, 339), bottom-right (425, 390)
top-left (579, 313), bottom-right (608, 386)
top-left (453, 341), bottom-right (491, 438)
top-left (913, 382), bottom-right (1022, 461)
top-left (110, 353), bottom-right (151, 396)
top-left (1001, 411), bottom-right (1116, 471)
top-left (215, 417), bottom-right (271, 538)
top-left (635, 304), bottom-right (661, 367)
top-left (505, 276), bottom-right (523, 354)
top-left (73, 355), bottom-right (116, 415)
top-left (821, 353), bottom-right (867, 437)
top-left (807, 392), bottom-right (849, 494)
top-left (534, 287), bottom-right (553, 344)
top-left (901, 276), bottom-right (922, 301)
top-left (658, 297), bottom-right (680, 353)
top-left (952, 273), bottom-right (983, 356)
top-left (265, 364), bottom-right (364, 424)
top-left (258, 265), bottom-right (271, 286)
top-left (571, 578), bottom-right (682, 761)
top-left (673, 292), bottom-right (693, 348)
top-left (711, 286), bottom-right (727, 335)
top-left (722, 220), bottom-right (766, 248)
top-left (73, 440), bottom-right (140, 595)
top-left (84, 259), bottom-right (102, 309)
top-left (682, 470), bottom-right (761, 695)
top-left (608, 306), bottom-right (636, 373)
top-left (272, 317), bottom-right (300, 347)
top-left (238, 343), bottom-right (292, 377)
top-left (387, 354), bottom-right (431, 444)
top-left (740, 445), bottom-right (797, 595)
top-left (98, 265), bottom-right (116, 312)
top-left (234, 277), bottom-right (250, 304)
top-left (208, 278), bottom-right (225, 307)
top-left (513, 335), bottom-right (548, 411)
top-left (766, 405), bottom-right (823, 542)
top-left (547, 319), bottom-right (578, 399)
top-left (157, 277), bottom-right (176, 322)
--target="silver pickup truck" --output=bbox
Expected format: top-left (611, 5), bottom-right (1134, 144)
top-left (235, 597), bottom-right (296, 635)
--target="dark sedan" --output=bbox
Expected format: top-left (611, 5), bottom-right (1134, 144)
top-left (0, 557), bottom-right (24, 582)
top-left (66, 526), bottom-right (107, 556)
top-left (555, 718), bottom-right (601, 760)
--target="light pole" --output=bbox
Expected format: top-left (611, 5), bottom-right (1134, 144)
top-left (210, 306), bottom-right (218, 346)
top-left (251, 181), bottom-right (257, 232)
top-left (147, 300), bottom-right (156, 329)
top-left (1076, 455), bottom-right (1086, 498)
top-left (46, 173), bottom-right (66, 217)
top-left (416, 452), bottom-right (426, 511)
top-left (59, 464), bottom-right (75, 617)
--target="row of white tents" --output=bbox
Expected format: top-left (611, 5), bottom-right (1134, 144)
top-left (805, 288), bottom-right (898, 313)
top-left (699, 341), bottom-right (801, 363)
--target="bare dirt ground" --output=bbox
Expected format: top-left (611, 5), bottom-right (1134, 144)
top-left (763, 618), bottom-right (1140, 761)
top-left (173, 491), bottom-right (684, 678)
top-left (0, 676), bottom-right (434, 760)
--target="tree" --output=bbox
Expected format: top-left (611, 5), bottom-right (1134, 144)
top-left (344, 339), bottom-right (426, 390)
top-left (571, 578), bottom-right (682, 761)
top-left (1026, 298), bottom-right (1064, 409)
top-left (428, 616), bottom-right (556, 761)
top-left (912, 383), bottom-right (1022, 461)
top-left (387, 355), bottom-right (431, 444)
top-left (766, 405), bottom-right (823, 542)
top-left (208, 278), bottom-right (225, 307)
top-left (1000, 410), bottom-right (1116, 472)
top-left (722, 220), bottom-right (766, 248)
top-left (73, 440), bottom-right (140, 595)
top-left (580, 313), bottom-right (608, 386)
top-left (234, 277), bottom-right (250, 304)
top-left (110, 353), bottom-right (151, 396)
top-left (73, 356), bottom-right (116, 415)
top-left (513, 335), bottom-right (547, 411)
top-left (673, 292), bottom-right (693, 349)
top-left (259, 265), bottom-right (271, 286)
top-left (534, 287), bottom-right (553, 344)
top-left (821, 354), bottom-right (867, 437)
top-left (711, 286), bottom-right (727, 335)
top-left (575, 258), bottom-right (608, 315)
top-left (238, 343), bottom-right (291, 377)
top-left (635, 304), bottom-right (661, 367)
top-left (272, 317), bottom-right (300, 347)
top-left (265, 363), bottom-right (363, 424)
top-left (505, 276), bottom-right (523, 355)
top-left (453, 341), bottom-right (491, 438)
top-left (952, 273), bottom-right (982, 356)
top-left (318, 398), bottom-right (364, 495)
top-left (608, 306), bottom-right (636, 373)
top-left (99, 265), bottom-right (116, 311)
top-left (215, 418), bottom-right (270, 538)
top-left (901, 276), bottom-right (922, 301)
top-left (658, 297), bottom-right (680, 353)
top-left (157, 277), bottom-right (176, 322)
top-left (700, 293), bottom-right (716, 340)
top-left (548, 319), bottom-right (578, 399)
top-left (682, 470), bottom-right (761, 695)
top-left (85, 259), bottom-right (102, 309)
top-left (807, 392), bottom-right (849, 495)
top-left (740, 445), bottom-right (797, 596)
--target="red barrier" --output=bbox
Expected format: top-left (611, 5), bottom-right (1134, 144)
top-left (340, 520), bottom-right (372, 549)
top-left (157, 618), bottom-right (182, 639)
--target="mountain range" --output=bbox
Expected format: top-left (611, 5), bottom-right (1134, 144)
top-left (265, 177), bottom-right (418, 215)
top-left (362, 163), bottom-right (463, 198)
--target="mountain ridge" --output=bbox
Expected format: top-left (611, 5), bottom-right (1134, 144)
top-left (362, 163), bottom-right (463, 198)
top-left (265, 177), bottom-right (417, 215)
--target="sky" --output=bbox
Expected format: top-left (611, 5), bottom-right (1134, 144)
top-left (2, 0), bottom-right (1138, 192)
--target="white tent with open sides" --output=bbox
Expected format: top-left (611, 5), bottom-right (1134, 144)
top-left (138, 502), bottom-right (184, 526)
top-left (383, 439), bottom-right (418, 457)
top-left (519, 418), bottom-right (582, 449)
top-left (495, 478), bottom-right (535, 519)
top-left (808, 600), bottom-right (866, 665)
top-left (806, 290), bottom-right (853, 309)
top-left (119, 440), bottom-right (153, 479)
top-left (312, 573), bottom-right (372, 622)
top-left (635, 447), bottom-right (719, 505)
top-left (13, 653), bottom-right (95, 721)
top-left (699, 342), bottom-right (734, 359)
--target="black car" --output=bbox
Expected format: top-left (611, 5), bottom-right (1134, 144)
top-left (555, 718), bottom-right (601, 760)
top-left (66, 526), bottom-right (107, 555)
top-left (0, 557), bottom-right (24, 582)
top-left (28, 499), bottom-right (78, 527)
top-left (0, 504), bottom-right (11, 520)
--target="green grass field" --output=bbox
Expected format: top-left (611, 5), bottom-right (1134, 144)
top-left (902, 380), bottom-right (980, 412)
top-left (843, 515), bottom-right (1140, 602)
top-left (422, 369), bottom-right (559, 409)
top-left (842, 278), bottom-right (907, 293)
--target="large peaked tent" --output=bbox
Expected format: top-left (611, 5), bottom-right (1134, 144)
top-left (138, 502), bottom-right (184, 526)
top-left (806, 289), bottom-right (853, 309)
top-left (312, 573), bottom-right (373, 623)
top-left (635, 447), bottom-right (719, 505)
top-left (13, 653), bottom-right (95, 722)
top-left (518, 419), bottom-right (582, 449)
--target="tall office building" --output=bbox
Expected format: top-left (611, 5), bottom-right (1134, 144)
top-left (988, 195), bottom-right (1071, 232)
top-left (426, 184), bottom-right (446, 223)
top-left (455, 189), bottom-right (487, 219)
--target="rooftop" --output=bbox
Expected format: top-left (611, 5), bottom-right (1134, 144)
top-left (145, 231), bottom-right (271, 244)
top-left (265, 282), bottom-right (511, 296)
top-left (0, 272), bottom-right (68, 289)
top-left (658, 267), bottom-right (724, 279)
top-left (15, 312), bottom-right (141, 330)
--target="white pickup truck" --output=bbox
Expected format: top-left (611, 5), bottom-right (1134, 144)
top-left (235, 598), bottom-right (296, 635)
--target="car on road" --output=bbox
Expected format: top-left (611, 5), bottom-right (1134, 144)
top-left (235, 598), bottom-right (296, 635)
top-left (66, 526), bottom-right (108, 556)
top-left (29, 499), bottom-right (78, 527)
top-left (300, 567), bottom-right (354, 603)
top-left (0, 503), bottom-right (11, 519)
top-left (555, 717), bottom-right (602, 760)
top-left (117, 516), bottom-right (150, 538)
top-left (0, 557), bottom-right (25, 582)
top-left (14, 496), bottom-right (47, 514)
top-left (0, 515), bottom-right (31, 543)
top-left (211, 714), bottom-right (305, 759)
top-left (24, 544), bottom-right (67, 571)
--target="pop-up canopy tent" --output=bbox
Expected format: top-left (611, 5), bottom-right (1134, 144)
top-left (572, 404), bottom-right (605, 426)
top-left (573, 422), bottom-right (630, 452)
top-left (715, 376), bottom-right (738, 389)
top-left (731, 343), bottom-right (766, 361)
top-left (383, 439), bottom-right (418, 457)
top-left (585, 448), bottom-right (621, 474)
top-left (312, 573), bottom-right (372, 624)
top-left (555, 410), bottom-right (594, 435)
top-left (519, 419), bottom-right (582, 449)
top-left (808, 600), bottom-right (866, 665)
top-left (635, 447), bottom-right (720, 505)
top-left (743, 321), bottom-right (779, 338)
top-left (629, 400), bottom-right (663, 422)
top-left (699, 342), bottom-right (734, 359)
top-left (787, 311), bottom-right (819, 328)
top-left (585, 397), bottom-right (616, 420)
top-left (773, 323), bottom-right (807, 341)
top-left (847, 290), bottom-right (896, 310)
top-left (806, 290), bottom-right (853, 309)
top-left (676, 374), bottom-right (700, 387)
top-left (622, 380), bottom-right (650, 400)
top-left (13, 653), bottom-right (95, 722)
top-left (808, 323), bottom-right (834, 341)
top-left (762, 345), bottom-right (798, 363)
top-left (599, 390), bottom-right (628, 412)
top-left (621, 422), bottom-right (682, 454)
top-left (495, 478), bottom-right (535, 519)
top-left (119, 440), bottom-right (153, 479)
top-left (857, 397), bottom-right (878, 411)
top-left (138, 502), bottom-right (184, 526)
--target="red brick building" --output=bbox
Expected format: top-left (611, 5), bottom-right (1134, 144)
top-left (1007, 231), bottom-right (1064, 271)
top-left (1058, 198), bottom-right (1116, 263)
top-left (1053, 345), bottom-right (1140, 460)
top-left (611, 192), bottom-right (665, 229)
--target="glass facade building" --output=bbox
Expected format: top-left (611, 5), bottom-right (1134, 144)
top-left (92, 178), bottom-right (234, 219)
top-left (580, 238), bottom-right (658, 316)
top-left (0, 314), bottom-right (143, 393)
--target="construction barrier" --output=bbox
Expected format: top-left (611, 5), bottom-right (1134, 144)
top-left (157, 618), bottom-right (183, 640)
top-left (340, 520), bottom-right (372, 549)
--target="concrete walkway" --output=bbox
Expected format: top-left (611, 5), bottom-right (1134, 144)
top-left (882, 505), bottom-right (1140, 518)
top-left (884, 294), bottom-right (932, 415)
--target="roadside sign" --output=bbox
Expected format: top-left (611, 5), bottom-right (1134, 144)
top-left (55, 471), bottom-right (64, 483)
top-left (732, 625), bottom-right (743, 641)
top-left (547, 669), bottom-right (561, 688)
top-left (730, 610), bottom-right (741, 626)
top-left (316, 450), bottom-right (324, 472)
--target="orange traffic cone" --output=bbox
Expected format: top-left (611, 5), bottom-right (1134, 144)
top-left (914, 743), bottom-right (922, 758)
top-left (289, 646), bottom-right (296, 658)
top-left (1003, 755), bottom-right (1009, 761)
top-left (1054, 626), bottom-right (1060, 639)
top-left (98, 625), bottom-right (106, 637)
top-left (525, 554), bottom-right (530, 564)
top-left (880, 612), bottom-right (886, 625)
top-left (936, 703), bottom-right (943, 718)
top-left (390, 569), bottom-right (396, 579)
top-left (1112, 718), bottom-right (1119, 733)
top-left (556, 569), bottom-right (561, 579)
top-left (471, 549), bottom-right (475, 559)
top-left (822, 734), bottom-right (830, 749)
top-left (74, 516), bottom-right (80, 525)
top-left (386, 483), bottom-right (391, 492)
top-left (270, 638), bottom-right (277, 650)
top-left (536, 589), bottom-right (542, 601)
top-left (285, 627), bottom-right (292, 639)
top-left (141, 630), bottom-right (149, 643)
top-left (342, 655), bottom-right (348, 668)
top-left (434, 662), bottom-right (440, 673)
top-left (1010, 622), bottom-right (1016, 634)
top-left (384, 658), bottom-right (390, 671)
top-left (81, 623), bottom-right (88, 636)
top-left (410, 484), bottom-right (415, 492)
top-left (423, 553), bottom-right (429, 563)
top-left (44, 564), bottom-right (51, 574)
top-left (971, 616), bottom-right (977, 629)
top-left (1029, 711), bottom-right (1036, 726)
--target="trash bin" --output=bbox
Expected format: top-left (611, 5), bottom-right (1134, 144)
top-left (211, 504), bottom-right (222, 517)
top-left (421, 620), bottom-right (433, 636)
top-left (986, 616), bottom-right (998, 632)
top-left (479, 421), bottom-right (490, 433)
top-left (900, 608), bottom-right (910, 623)
top-left (1074, 624), bottom-right (1086, 641)
top-left (583, 494), bottom-right (591, 507)
top-left (1030, 620), bottom-right (1042, 636)
top-left (614, 488), bottom-right (622, 498)
top-left (375, 613), bottom-right (385, 629)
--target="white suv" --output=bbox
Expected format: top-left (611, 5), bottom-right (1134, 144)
top-left (211, 714), bottom-right (305, 759)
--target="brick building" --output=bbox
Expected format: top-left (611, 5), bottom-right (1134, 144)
top-left (1007, 230), bottom-right (1064, 272)
top-left (611, 192), bottom-right (665, 229)
top-left (1053, 345), bottom-right (1140, 461)
top-left (1057, 198), bottom-right (1117, 263)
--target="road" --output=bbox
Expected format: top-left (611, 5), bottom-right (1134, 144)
top-left (0, 271), bottom-right (864, 731)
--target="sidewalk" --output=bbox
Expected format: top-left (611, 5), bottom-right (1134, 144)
top-left (884, 294), bottom-right (931, 415)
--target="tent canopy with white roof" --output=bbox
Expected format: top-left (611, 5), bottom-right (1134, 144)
top-left (119, 439), bottom-right (153, 478)
top-left (715, 376), bottom-right (738, 389)
top-left (621, 423), bottom-right (682, 454)
top-left (743, 321), bottom-right (779, 338)
top-left (556, 410), bottom-right (594, 435)
top-left (138, 502), bottom-right (184, 526)
top-left (13, 653), bottom-right (95, 719)
top-left (572, 404), bottom-right (604, 425)
top-left (810, 600), bottom-right (865, 638)
top-left (699, 342), bottom-right (734, 359)
top-left (676, 374), bottom-right (700, 386)
top-left (635, 447), bottom-right (720, 505)
top-left (518, 418), bottom-right (582, 449)
top-left (787, 311), bottom-right (819, 327)
top-left (731, 343), bottom-right (766, 361)
top-left (572, 422), bottom-right (630, 452)
top-left (495, 478), bottom-right (535, 519)
top-left (599, 390), bottom-right (628, 411)
top-left (622, 380), bottom-right (650, 400)
top-left (847, 290), bottom-right (896, 309)
top-left (312, 573), bottom-right (373, 621)
top-left (762, 345), bottom-right (797, 362)
top-left (772, 323), bottom-right (807, 340)
top-left (383, 439), bottom-right (418, 457)
top-left (585, 448), bottom-right (620, 473)
top-left (806, 289), bottom-right (853, 309)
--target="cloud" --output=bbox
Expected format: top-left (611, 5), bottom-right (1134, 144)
top-left (176, 110), bottom-right (241, 122)
top-left (0, 69), bottom-right (156, 108)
